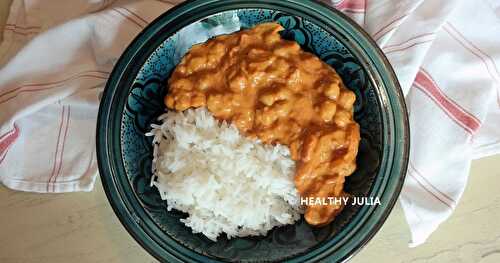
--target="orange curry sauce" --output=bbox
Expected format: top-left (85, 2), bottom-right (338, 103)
top-left (165, 23), bottom-right (360, 226)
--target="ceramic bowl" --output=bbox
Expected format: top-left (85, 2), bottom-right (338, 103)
top-left (96, 0), bottom-right (409, 262)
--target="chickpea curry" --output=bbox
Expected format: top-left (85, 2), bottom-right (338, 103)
top-left (165, 23), bottom-right (360, 227)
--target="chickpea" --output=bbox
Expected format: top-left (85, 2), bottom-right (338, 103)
top-left (248, 57), bottom-right (275, 71)
top-left (239, 33), bottom-right (252, 45)
top-left (289, 139), bottom-right (302, 160)
top-left (233, 111), bottom-right (254, 132)
top-left (330, 129), bottom-right (347, 144)
top-left (338, 91), bottom-right (356, 109)
top-left (207, 93), bottom-right (232, 118)
top-left (273, 42), bottom-right (300, 57)
top-left (330, 159), bottom-right (356, 177)
top-left (334, 110), bottom-right (351, 127)
top-left (255, 107), bottom-right (278, 126)
top-left (207, 42), bottom-right (225, 66)
top-left (302, 56), bottom-right (323, 71)
top-left (300, 132), bottom-right (319, 162)
top-left (226, 64), bottom-right (239, 81)
top-left (247, 48), bottom-right (268, 59)
top-left (319, 101), bottom-right (337, 122)
top-left (228, 46), bottom-right (240, 58)
top-left (228, 74), bottom-right (247, 92)
top-left (198, 75), bottom-right (214, 91)
top-left (191, 92), bottom-right (206, 108)
top-left (210, 42), bottom-right (226, 55)
top-left (176, 94), bottom-right (191, 111)
top-left (258, 94), bottom-right (274, 106)
top-left (176, 65), bottom-right (187, 75)
top-left (288, 68), bottom-right (301, 83)
top-left (258, 87), bottom-right (292, 106)
top-left (165, 95), bottom-right (175, 109)
top-left (323, 81), bottom-right (340, 100)
top-left (264, 32), bottom-right (281, 45)
top-left (305, 207), bottom-right (324, 226)
top-left (186, 56), bottom-right (207, 73)
top-left (170, 78), bottom-right (193, 91)
top-left (257, 128), bottom-right (276, 143)
top-left (267, 58), bottom-right (291, 80)
top-left (207, 54), bottom-right (222, 66)
top-left (271, 100), bottom-right (293, 117)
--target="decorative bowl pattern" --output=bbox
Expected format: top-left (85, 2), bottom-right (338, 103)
top-left (97, 1), bottom-right (409, 262)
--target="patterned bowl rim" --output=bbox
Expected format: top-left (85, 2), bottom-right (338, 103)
top-left (96, 0), bottom-right (410, 262)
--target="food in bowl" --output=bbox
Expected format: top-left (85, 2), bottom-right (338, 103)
top-left (149, 22), bottom-right (360, 240)
top-left (148, 108), bottom-right (301, 241)
top-left (98, 1), bottom-right (409, 261)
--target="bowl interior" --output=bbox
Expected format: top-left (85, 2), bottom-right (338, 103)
top-left (119, 8), bottom-right (382, 262)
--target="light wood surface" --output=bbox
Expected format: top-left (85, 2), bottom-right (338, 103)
top-left (0, 0), bottom-right (11, 42)
top-left (1, 1), bottom-right (500, 262)
top-left (1, 155), bottom-right (499, 263)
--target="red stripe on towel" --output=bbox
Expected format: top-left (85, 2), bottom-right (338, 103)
top-left (408, 171), bottom-right (453, 209)
top-left (444, 22), bottom-right (500, 105)
top-left (0, 124), bottom-right (20, 165)
top-left (414, 69), bottom-right (481, 134)
top-left (47, 106), bottom-right (66, 192)
top-left (52, 106), bottom-right (71, 191)
top-left (409, 162), bottom-right (457, 206)
top-left (0, 71), bottom-right (109, 104)
top-left (112, 8), bottom-right (145, 28)
top-left (373, 13), bottom-right (408, 41)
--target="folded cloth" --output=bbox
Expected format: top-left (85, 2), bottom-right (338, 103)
top-left (0, 0), bottom-right (499, 247)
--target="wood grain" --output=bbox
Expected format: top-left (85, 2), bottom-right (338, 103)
top-left (0, 179), bottom-right (156, 263)
top-left (0, 0), bottom-right (13, 42)
top-left (1, 155), bottom-right (499, 263)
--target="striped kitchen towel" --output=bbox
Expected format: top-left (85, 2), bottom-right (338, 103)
top-left (1, 0), bottom-right (499, 247)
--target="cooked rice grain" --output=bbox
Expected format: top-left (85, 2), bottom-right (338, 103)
top-left (147, 107), bottom-right (301, 241)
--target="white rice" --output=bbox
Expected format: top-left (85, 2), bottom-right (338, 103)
top-left (146, 107), bottom-right (302, 241)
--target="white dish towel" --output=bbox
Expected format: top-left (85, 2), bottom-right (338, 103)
top-left (1, 0), bottom-right (499, 247)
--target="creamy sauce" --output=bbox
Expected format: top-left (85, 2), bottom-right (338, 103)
top-left (165, 23), bottom-right (360, 226)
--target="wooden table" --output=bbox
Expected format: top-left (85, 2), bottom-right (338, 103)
top-left (2, 156), bottom-right (500, 263)
top-left (1, 1), bottom-right (500, 262)
top-left (0, 0), bottom-right (11, 42)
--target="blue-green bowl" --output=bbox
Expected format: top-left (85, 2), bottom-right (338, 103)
top-left (96, 0), bottom-right (409, 262)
